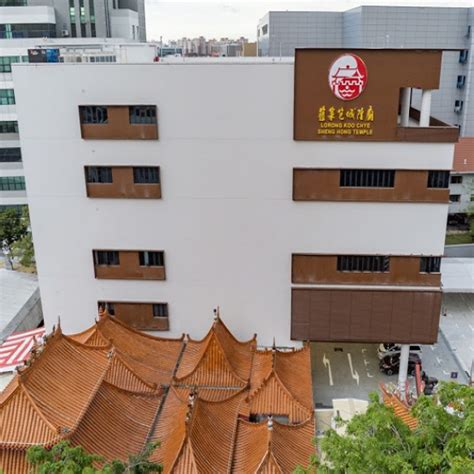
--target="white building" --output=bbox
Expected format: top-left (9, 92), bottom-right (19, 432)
top-left (12, 50), bottom-right (457, 346)
top-left (0, 38), bottom-right (157, 211)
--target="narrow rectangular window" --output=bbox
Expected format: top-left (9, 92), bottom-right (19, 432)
top-left (0, 176), bottom-right (25, 191)
top-left (139, 251), bottom-right (164, 266)
top-left (427, 171), bottom-right (449, 189)
top-left (339, 170), bottom-right (395, 188)
top-left (450, 176), bottom-right (462, 184)
top-left (0, 89), bottom-right (15, 105)
top-left (133, 167), bottom-right (159, 184)
top-left (152, 303), bottom-right (168, 318)
top-left (449, 194), bottom-right (461, 203)
top-left (98, 301), bottom-right (115, 315)
top-left (85, 166), bottom-right (113, 183)
top-left (0, 121), bottom-right (19, 134)
top-left (420, 257), bottom-right (441, 273)
top-left (0, 147), bottom-right (21, 162)
top-left (129, 106), bottom-right (157, 124)
top-left (94, 250), bottom-right (120, 266)
top-left (337, 255), bottom-right (390, 273)
top-left (80, 106), bottom-right (108, 124)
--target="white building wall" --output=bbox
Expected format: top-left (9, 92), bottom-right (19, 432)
top-left (0, 6), bottom-right (56, 25)
top-left (13, 62), bottom-right (454, 345)
top-left (110, 10), bottom-right (139, 41)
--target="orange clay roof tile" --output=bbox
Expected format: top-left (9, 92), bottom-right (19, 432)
top-left (381, 388), bottom-right (418, 430)
top-left (174, 317), bottom-right (255, 388)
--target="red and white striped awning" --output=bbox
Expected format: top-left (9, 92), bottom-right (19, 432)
top-left (0, 327), bottom-right (45, 373)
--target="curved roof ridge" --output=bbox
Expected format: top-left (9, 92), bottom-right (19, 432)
top-left (214, 316), bottom-right (257, 346)
top-left (173, 331), bottom-right (247, 386)
top-left (16, 381), bottom-right (60, 435)
top-left (0, 376), bottom-right (19, 406)
top-left (256, 450), bottom-right (284, 473)
top-left (272, 413), bottom-right (315, 430)
top-left (109, 351), bottom-right (159, 392)
top-left (99, 314), bottom-right (185, 342)
top-left (62, 334), bottom-right (112, 351)
top-left (175, 385), bottom-right (248, 405)
top-left (99, 379), bottom-right (162, 397)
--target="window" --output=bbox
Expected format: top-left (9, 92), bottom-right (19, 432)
top-left (133, 167), bottom-right (159, 184)
top-left (0, 176), bottom-right (25, 191)
top-left (450, 176), bottom-right (462, 184)
top-left (449, 194), bottom-right (461, 203)
top-left (0, 147), bottom-right (21, 162)
top-left (139, 251), bottom-right (164, 267)
top-left (340, 169), bottom-right (395, 188)
top-left (0, 121), bottom-right (18, 133)
top-left (471, 194), bottom-right (474, 202)
top-left (457, 75), bottom-right (466, 89)
top-left (86, 166), bottom-right (113, 183)
top-left (80, 106), bottom-right (108, 124)
top-left (261, 24), bottom-right (268, 35)
top-left (94, 250), bottom-right (120, 266)
top-left (459, 50), bottom-right (468, 64)
top-left (152, 303), bottom-right (168, 318)
top-left (129, 106), bottom-right (157, 124)
top-left (0, 56), bottom-right (23, 73)
top-left (427, 170), bottom-right (449, 189)
top-left (420, 257), bottom-right (441, 273)
top-left (454, 100), bottom-right (464, 112)
top-left (337, 255), bottom-right (390, 273)
top-left (98, 301), bottom-right (115, 315)
top-left (0, 89), bottom-right (15, 105)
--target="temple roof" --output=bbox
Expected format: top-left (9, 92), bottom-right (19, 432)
top-left (0, 313), bottom-right (315, 473)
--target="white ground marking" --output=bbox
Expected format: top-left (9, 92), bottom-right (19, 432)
top-left (347, 353), bottom-right (360, 385)
top-left (322, 353), bottom-right (334, 386)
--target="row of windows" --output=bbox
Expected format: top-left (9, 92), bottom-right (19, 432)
top-left (0, 176), bottom-right (25, 191)
top-left (80, 106), bottom-right (157, 124)
top-left (98, 302), bottom-right (169, 318)
top-left (85, 166), bottom-right (160, 184)
top-left (0, 89), bottom-right (15, 105)
top-left (0, 23), bottom-right (57, 39)
top-left (0, 147), bottom-right (21, 162)
top-left (93, 250), bottom-right (165, 267)
top-left (337, 255), bottom-right (441, 273)
top-left (0, 56), bottom-right (28, 73)
top-left (339, 170), bottom-right (451, 189)
top-left (0, 121), bottom-right (18, 134)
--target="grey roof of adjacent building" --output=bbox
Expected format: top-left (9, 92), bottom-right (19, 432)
top-left (441, 257), bottom-right (474, 292)
top-left (0, 269), bottom-right (42, 342)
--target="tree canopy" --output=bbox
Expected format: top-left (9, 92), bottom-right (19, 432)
top-left (0, 207), bottom-right (28, 246)
top-left (25, 440), bottom-right (162, 474)
top-left (296, 382), bottom-right (474, 474)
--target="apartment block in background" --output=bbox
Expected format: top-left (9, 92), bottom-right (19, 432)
top-left (13, 50), bottom-right (457, 345)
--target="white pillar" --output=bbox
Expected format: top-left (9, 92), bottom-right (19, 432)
top-left (400, 87), bottom-right (411, 126)
top-left (419, 89), bottom-right (432, 127)
top-left (398, 344), bottom-right (410, 400)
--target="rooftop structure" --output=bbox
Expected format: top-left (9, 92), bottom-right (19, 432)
top-left (0, 312), bottom-right (315, 473)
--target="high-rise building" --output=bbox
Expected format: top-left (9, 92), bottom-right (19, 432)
top-left (13, 50), bottom-right (457, 346)
top-left (257, 7), bottom-right (473, 214)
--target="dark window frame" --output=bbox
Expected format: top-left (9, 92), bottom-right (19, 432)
top-left (85, 166), bottom-right (113, 183)
top-left (427, 170), bottom-right (449, 189)
top-left (129, 106), bottom-right (157, 124)
top-left (139, 250), bottom-right (164, 267)
top-left (93, 250), bottom-right (120, 266)
top-left (0, 147), bottom-right (21, 162)
top-left (340, 169), bottom-right (395, 188)
top-left (450, 175), bottom-right (462, 184)
top-left (337, 255), bottom-right (390, 273)
top-left (80, 105), bottom-right (108, 124)
top-left (133, 167), bottom-right (160, 184)
top-left (420, 257), bottom-right (441, 274)
top-left (152, 303), bottom-right (168, 318)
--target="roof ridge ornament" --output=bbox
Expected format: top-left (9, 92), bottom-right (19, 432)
top-left (213, 306), bottom-right (220, 323)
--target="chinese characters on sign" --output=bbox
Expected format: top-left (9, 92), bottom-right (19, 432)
top-left (317, 105), bottom-right (375, 136)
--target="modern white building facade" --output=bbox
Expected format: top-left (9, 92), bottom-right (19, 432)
top-left (13, 51), bottom-right (457, 346)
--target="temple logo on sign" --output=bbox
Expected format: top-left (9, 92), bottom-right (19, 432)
top-left (329, 54), bottom-right (368, 101)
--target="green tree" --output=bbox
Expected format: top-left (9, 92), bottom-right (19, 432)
top-left (0, 207), bottom-right (28, 246)
top-left (296, 382), bottom-right (474, 474)
top-left (26, 440), bottom-right (162, 474)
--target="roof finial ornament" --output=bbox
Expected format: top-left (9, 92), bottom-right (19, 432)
top-left (267, 415), bottom-right (273, 431)
top-left (213, 306), bottom-right (220, 322)
top-left (272, 337), bottom-right (276, 352)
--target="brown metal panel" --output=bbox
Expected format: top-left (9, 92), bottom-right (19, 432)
top-left (110, 302), bottom-right (169, 331)
top-left (80, 106), bottom-right (158, 140)
top-left (94, 250), bottom-right (166, 280)
top-left (86, 166), bottom-right (161, 199)
top-left (291, 288), bottom-right (441, 343)
top-left (294, 49), bottom-right (458, 143)
top-left (293, 169), bottom-right (449, 203)
top-left (292, 254), bottom-right (441, 287)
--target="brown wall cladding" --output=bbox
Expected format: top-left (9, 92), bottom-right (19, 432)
top-left (107, 302), bottom-right (169, 331)
top-left (291, 288), bottom-right (441, 343)
top-left (86, 167), bottom-right (161, 199)
top-left (80, 106), bottom-right (158, 140)
top-left (94, 251), bottom-right (166, 280)
top-left (294, 49), bottom-right (459, 143)
top-left (293, 169), bottom-right (449, 203)
top-left (292, 254), bottom-right (441, 287)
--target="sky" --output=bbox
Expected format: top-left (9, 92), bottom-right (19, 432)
top-left (144, 0), bottom-right (474, 42)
